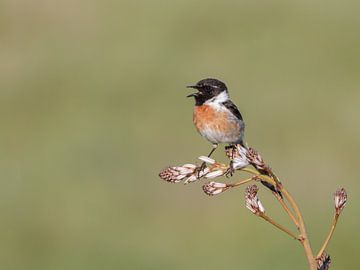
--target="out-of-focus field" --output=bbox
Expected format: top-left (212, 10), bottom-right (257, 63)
top-left (1, 0), bottom-right (359, 269)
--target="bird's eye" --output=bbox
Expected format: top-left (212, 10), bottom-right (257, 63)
top-left (204, 85), bottom-right (211, 91)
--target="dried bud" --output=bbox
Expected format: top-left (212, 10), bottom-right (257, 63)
top-left (186, 167), bottom-right (210, 184)
top-left (224, 145), bottom-right (249, 170)
top-left (232, 145), bottom-right (250, 170)
top-left (246, 148), bottom-right (267, 172)
top-left (317, 252), bottom-right (331, 270)
top-left (245, 185), bottom-right (265, 214)
top-left (203, 181), bottom-right (229, 196)
top-left (205, 170), bottom-right (225, 179)
top-left (159, 164), bottom-right (197, 183)
top-left (334, 188), bottom-right (347, 214)
top-left (198, 156), bottom-right (216, 165)
top-left (198, 156), bottom-right (227, 179)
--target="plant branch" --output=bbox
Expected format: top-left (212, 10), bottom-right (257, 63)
top-left (240, 168), bottom-right (300, 230)
top-left (228, 177), bottom-right (255, 188)
top-left (240, 168), bottom-right (278, 191)
top-left (281, 186), bottom-right (316, 270)
top-left (317, 213), bottom-right (339, 258)
top-left (241, 167), bottom-right (316, 270)
top-left (273, 192), bottom-right (300, 229)
top-left (159, 146), bottom-right (347, 270)
top-left (258, 213), bottom-right (300, 241)
top-left (241, 167), bottom-right (262, 176)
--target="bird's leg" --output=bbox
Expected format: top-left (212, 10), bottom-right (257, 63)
top-left (197, 144), bottom-right (218, 178)
top-left (225, 161), bottom-right (235, 178)
top-left (225, 144), bottom-right (237, 159)
top-left (225, 144), bottom-right (236, 178)
top-left (207, 144), bottom-right (218, 158)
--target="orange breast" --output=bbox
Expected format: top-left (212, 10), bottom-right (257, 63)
top-left (193, 105), bottom-right (240, 134)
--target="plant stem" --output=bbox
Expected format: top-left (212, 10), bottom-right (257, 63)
top-left (228, 177), bottom-right (255, 187)
top-left (259, 213), bottom-right (300, 240)
top-left (241, 169), bottom-right (300, 229)
top-left (317, 213), bottom-right (339, 258)
top-left (281, 187), bottom-right (316, 270)
top-left (242, 167), bottom-right (262, 176)
top-left (273, 192), bottom-right (300, 229)
top-left (240, 167), bottom-right (316, 269)
top-left (242, 168), bottom-right (278, 187)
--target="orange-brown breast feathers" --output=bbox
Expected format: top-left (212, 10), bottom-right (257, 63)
top-left (193, 105), bottom-right (241, 143)
top-left (193, 105), bottom-right (215, 131)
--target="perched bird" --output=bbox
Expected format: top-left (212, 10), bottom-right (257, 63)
top-left (186, 78), bottom-right (245, 174)
top-left (187, 78), bottom-right (280, 194)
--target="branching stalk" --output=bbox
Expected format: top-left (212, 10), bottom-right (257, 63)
top-left (159, 144), bottom-right (347, 270)
top-left (258, 213), bottom-right (300, 240)
top-left (242, 170), bottom-right (317, 269)
top-left (317, 213), bottom-right (339, 258)
top-left (281, 187), bottom-right (317, 270)
top-left (228, 177), bottom-right (255, 187)
top-left (273, 192), bottom-right (300, 229)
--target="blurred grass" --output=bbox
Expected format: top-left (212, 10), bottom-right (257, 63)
top-left (0, 0), bottom-right (360, 269)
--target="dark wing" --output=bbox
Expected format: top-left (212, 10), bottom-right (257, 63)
top-left (222, 100), bottom-right (243, 121)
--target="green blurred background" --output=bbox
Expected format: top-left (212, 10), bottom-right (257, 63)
top-left (1, 0), bottom-right (359, 269)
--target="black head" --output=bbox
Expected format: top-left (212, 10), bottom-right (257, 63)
top-left (186, 78), bottom-right (228, 105)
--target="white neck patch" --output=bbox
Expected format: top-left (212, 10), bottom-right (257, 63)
top-left (204, 91), bottom-right (229, 105)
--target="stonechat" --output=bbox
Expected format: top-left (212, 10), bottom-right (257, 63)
top-left (187, 78), bottom-right (280, 194)
top-left (187, 78), bottom-right (245, 175)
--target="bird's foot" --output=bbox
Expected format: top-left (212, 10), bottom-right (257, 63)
top-left (225, 161), bottom-right (235, 178)
top-left (195, 162), bottom-right (207, 178)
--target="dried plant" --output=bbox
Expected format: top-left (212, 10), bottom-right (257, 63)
top-left (159, 144), bottom-right (348, 270)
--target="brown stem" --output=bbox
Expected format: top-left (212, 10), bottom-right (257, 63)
top-left (273, 192), bottom-right (300, 229)
top-left (246, 170), bottom-right (278, 188)
top-left (240, 167), bottom-right (316, 269)
top-left (281, 187), bottom-right (316, 270)
top-left (258, 213), bottom-right (300, 241)
top-left (241, 167), bottom-right (263, 176)
top-left (241, 169), bottom-right (300, 229)
top-left (317, 213), bottom-right (339, 258)
top-left (228, 177), bottom-right (255, 188)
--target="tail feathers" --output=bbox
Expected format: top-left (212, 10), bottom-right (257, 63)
top-left (239, 140), bottom-right (245, 148)
top-left (257, 168), bottom-right (282, 198)
top-left (260, 180), bottom-right (282, 198)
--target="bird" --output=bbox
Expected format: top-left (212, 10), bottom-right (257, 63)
top-left (187, 78), bottom-right (280, 195)
top-left (186, 78), bottom-right (245, 175)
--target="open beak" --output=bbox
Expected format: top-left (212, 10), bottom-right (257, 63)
top-left (186, 85), bottom-right (200, 97)
top-left (186, 93), bottom-right (197, 98)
